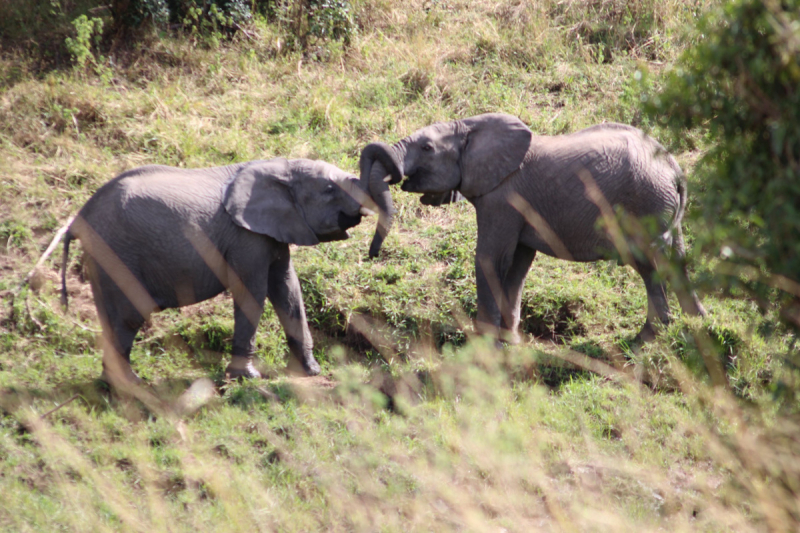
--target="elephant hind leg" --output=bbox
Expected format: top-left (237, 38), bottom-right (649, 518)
top-left (671, 229), bottom-right (707, 318)
top-left (87, 260), bottom-right (146, 385)
top-left (634, 227), bottom-right (707, 342)
top-left (100, 320), bottom-right (144, 386)
top-left (635, 259), bottom-right (672, 342)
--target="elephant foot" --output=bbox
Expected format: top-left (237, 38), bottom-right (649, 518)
top-left (100, 361), bottom-right (143, 388)
top-left (285, 353), bottom-right (321, 377)
top-left (499, 328), bottom-right (521, 345)
top-left (634, 322), bottom-right (659, 343)
top-left (225, 356), bottom-right (263, 380)
top-left (301, 356), bottom-right (321, 376)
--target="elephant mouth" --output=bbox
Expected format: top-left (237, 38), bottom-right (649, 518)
top-left (400, 176), bottom-right (417, 192)
top-left (338, 211), bottom-right (362, 231)
top-left (401, 168), bottom-right (443, 194)
top-left (318, 230), bottom-right (350, 242)
top-left (400, 168), bottom-right (423, 192)
top-left (420, 190), bottom-right (465, 206)
top-left (420, 192), bottom-right (444, 205)
top-left (316, 211), bottom-right (363, 242)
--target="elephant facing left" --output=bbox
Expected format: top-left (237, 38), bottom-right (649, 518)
top-left (60, 157), bottom-right (388, 386)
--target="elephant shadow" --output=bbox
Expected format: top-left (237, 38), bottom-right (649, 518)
top-left (508, 339), bottom-right (619, 391)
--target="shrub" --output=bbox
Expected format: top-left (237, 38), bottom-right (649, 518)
top-left (0, 0), bottom-right (106, 65)
top-left (111, 0), bottom-right (355, 47)
top-left (110, 0), bottom-right (170, 29)
top-left (111, 0), bottom-right (251, 32)
top-left (644, 0), bottom-right (800, 326)
top-left (260, 0), bottom-right (355, 50)
top-left (64, 15), bottom-right (105, 69)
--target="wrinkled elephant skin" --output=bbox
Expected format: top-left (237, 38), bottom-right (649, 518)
top-left (62, 158), bottom-right (386, 386)
top-left (360, 113), bottom-right (707, 342)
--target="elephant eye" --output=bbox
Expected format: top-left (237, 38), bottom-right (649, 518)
top-left (421, 143), bottom-right (433, 152)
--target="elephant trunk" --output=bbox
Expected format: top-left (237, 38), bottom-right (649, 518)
top-left (365, 162), bottom-right (394, 259)
top-left (359, 142), bottom-right (404, 259)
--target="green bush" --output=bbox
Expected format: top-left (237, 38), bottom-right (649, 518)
top-left (64, 15), bottom-right (105, 69)
top-left (111, 0), bottom-right (354, 46)
top-left (111, 0), bottom-right (251, 32)
top-left (111, 0), bottom-right (170, 28)
top-left (644, 0), bottom-right (800, 326)
top-left (0, 0), bottom-right (354, 62)
top-left (262, 0), bottom-right (355, 50)
top-left (0, 0), bottom-right (106, 64)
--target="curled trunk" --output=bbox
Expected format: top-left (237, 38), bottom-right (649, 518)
top-left (359, 142), bottom-right (404, 259)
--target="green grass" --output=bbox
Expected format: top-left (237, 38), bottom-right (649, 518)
top-left (2, 0), bottom-right (799, 530)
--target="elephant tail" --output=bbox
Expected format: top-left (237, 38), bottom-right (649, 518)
top-left (674, 172), bottom-right (688, 228)
top-left (61, 230), bottom-right (73, 309)
top-left (663, 168), bottom-right (689, 252)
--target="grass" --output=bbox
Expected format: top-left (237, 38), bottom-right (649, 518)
top-left (2, 0), bottom-right (799, 530)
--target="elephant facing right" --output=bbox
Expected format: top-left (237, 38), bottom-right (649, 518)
top-left (360, 113), bottom-right (707, 343)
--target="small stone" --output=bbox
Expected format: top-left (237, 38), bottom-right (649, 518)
top-left (29, 269), bottom-right (46, 293)
top-left (175, 378), bottom-right (217, 416)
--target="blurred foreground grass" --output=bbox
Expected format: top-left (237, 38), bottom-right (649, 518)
top-left (3, 340), bottom-right (799, 531)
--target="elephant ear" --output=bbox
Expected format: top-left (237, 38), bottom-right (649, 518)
top-left (459, 113), bottom-right (532, 198)
top-left (223, 158), bottom-right (319, 245)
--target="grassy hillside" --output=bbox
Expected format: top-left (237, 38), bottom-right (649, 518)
top-left (1, 1), bottom-right (798, 530)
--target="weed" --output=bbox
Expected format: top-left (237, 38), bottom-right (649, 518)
top-left (0, 219), bottom-right (32, 251)
top-left (64, 15), bottom-right (108, 78)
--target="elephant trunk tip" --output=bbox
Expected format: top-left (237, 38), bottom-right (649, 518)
top-left (368, 239), bottom-right (382, 260)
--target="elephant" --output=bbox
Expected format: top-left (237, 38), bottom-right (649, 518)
top-left (60, 157), bottom-right (391, 385)
top-left (359, 113), bottom-right (707, 342)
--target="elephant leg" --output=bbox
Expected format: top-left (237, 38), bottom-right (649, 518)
top-left (226, 300), bottom-right (266, 379)
top-left (227, 280), bottom-right (268, 380)
top-left (634, 259), bottom-right (672, 342)
top-left (88, 262), bottom-right (146, 386)
top-left (100, 319), bottom-right (144, 386)
top-left (265, 254), bottom-right (320, 376)
top-left (474, 222), bottom-right (523, 340)
top-left (500, 244), bottom-right (537, 344)
top-left (672, 228), bottom-right (707, 318)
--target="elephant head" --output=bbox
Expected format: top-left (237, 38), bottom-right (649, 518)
top-left (223, 157), bottom-right (382, 245)
top-left (360, 113), bottom-right (532, 258)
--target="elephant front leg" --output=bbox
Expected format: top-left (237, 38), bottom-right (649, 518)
top-left (267, 255), bottom-right (320, 376)
top-left (500, 244), bottom-right (537, 344)
top-left (474, 228), bottom-right (523, 342)
top-left (475, 254), bottom-right (502, 338)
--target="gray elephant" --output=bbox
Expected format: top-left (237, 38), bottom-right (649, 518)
top-left (360, 113), bottom-right (707, 342)
top-left (60, 157), bottom-right (390, 385)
